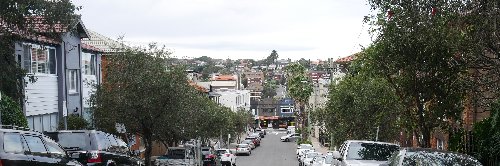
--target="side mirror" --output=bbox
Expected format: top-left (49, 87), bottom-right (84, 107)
top-left (331, 151), bottom-right (341, 159)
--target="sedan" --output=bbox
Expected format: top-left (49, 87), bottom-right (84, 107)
top-left (280, 133), bottom-right (300, 142)
top-left (241, 140), bottom-right (255, 149)
top-left (235, 144), bottom-right (251, 156)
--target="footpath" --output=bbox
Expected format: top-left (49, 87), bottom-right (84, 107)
top-left (310, 136), bottom-right (329, 154)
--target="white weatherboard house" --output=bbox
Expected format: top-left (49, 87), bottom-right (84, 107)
top-left (14, 20), bottom-right (92, 132)
top-left (215, 89), bottom-right (251, 112)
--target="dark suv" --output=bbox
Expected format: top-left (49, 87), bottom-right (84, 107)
top-left (45, 130), bottom-right (141, 166)
top-left (0, 128), bottom-right (82, 165)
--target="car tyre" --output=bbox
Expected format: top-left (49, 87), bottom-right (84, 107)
top-left (285, 138), bottom-right (289, 142)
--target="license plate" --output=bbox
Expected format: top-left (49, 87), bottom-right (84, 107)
top-left (71, 153), bottom-right (80, 159)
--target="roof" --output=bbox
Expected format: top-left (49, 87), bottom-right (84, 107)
top-left (189, 80), bottom-right (208, 93)
top-left (335, 54), bottom-right (357, 63)
top-left (82, 29), bottom-right (129, 53)
top-left (81, 43), bottom-right (103, 52)
top-left (213, 75), bottom-right (236, 81)
top-left (211, 81), bottom-right (236, 87)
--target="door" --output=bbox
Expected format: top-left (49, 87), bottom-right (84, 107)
top-left (23, 134), bottom-right (55, 166)
top-left (1, 132), bottom-right (32, 165)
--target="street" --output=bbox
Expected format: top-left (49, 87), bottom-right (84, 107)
top-left (237, 130), bottom-right (297, 166)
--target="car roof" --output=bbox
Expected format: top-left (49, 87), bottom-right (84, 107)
top-left (237, 144), bottom-right (249, 146)
top-left (0, 129), bottom-right (43, 135)
top-left (345, 140), bottom-right (399, 146)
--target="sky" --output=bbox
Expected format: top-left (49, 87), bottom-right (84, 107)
top-left (73, 0), bottom-right (374, 61)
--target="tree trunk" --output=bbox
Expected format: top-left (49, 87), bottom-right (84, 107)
top-left (143, 129), bottom-right (153, 166)
top-left (416, 97), bottom-right (431, 148)
top-left (301, 104), bottom-right (309, 141)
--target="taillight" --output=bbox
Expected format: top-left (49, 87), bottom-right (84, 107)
top-left (87, 151), bottom-right (102, 163)
top-left (0, 159), bottom-right (3, 166)
top-left (225, 154), bottom-right (230, 157)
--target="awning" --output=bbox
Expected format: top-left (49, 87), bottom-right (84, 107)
top-left (258, 116), bottom-right (280, 120)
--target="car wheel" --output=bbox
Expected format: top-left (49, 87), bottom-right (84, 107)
top-left (285, 138), bottom-right (289, 142)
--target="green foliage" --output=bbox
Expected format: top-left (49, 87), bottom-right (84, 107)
top-left (59, 114), bottom-right (89, 130)
top-left (471, 100), bottom-right (500, 165)
top-left (0, 0), bottom-right (79, 102)
top-left (320, 70), bottom-right (402, 146)
top-left (365, 0), bottom-right (469, 147)
top-left (296, 139), bottom-right (312, 145)
top-left (265, 50), bottom-right (279, 66)
top-left (0, 94), bottom-right (28, 128)
top-left (285, 63), bottom-right (313, 140)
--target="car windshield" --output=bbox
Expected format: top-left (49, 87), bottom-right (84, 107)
top-left (56, 132), bottom-right (88, 150)
top-left (346, 142), bottom-right (399, 161)
top-left (242, 140), bottom-right (252, 144)
top-left (300, 145), bottom-right (313, 149)
top-left (403, 151), bottom-right (483, 166)
top-left (167, 149), bottom-right (186, 159)
top-left (238, 144), bottom-right (248, 148)
top-left (325, 155), bottom-right (334, 164)
top-left (306, 152), bottom-right (319, 158)
top-left (216, 150), bottom-right (228, 155)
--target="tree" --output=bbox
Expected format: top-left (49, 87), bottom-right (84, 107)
top-left (316, 66), bottom-right (403, 146)
top-left (91, 44), bottom-right (187, 166)
top-left (365, 0), bottom-right (469, 147)
top-left (285, 63), bottom-right (313, 140)
top-left (471, 99), bottom-right (500, 165)
top-left (0, 93), bottom-right (28, 128)
top-left (266, 50), bottom-right (279, 66)
top-left (0, 0), bottom-right (79, 103)
top-left (297, 58), bottom-right (311, 69)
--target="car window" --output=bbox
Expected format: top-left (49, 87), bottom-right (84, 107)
top-left (95, 132), bottom-right (111, 150)
top-left (3, 133), bottom-right (24, 154)
top-left (43, 137), bottom-right (65, 154)
top-left (56, 132), bottom-right (88, 150)
top-left (216, 150), bottom-right (228, 155)
top-left (24, 135), bottom-right (47, 153)
top-left (167, 149), bottom-right (186, 159)
top-left (346, 142), bottom-right (399, 161)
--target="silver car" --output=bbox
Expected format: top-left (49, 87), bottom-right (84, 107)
top-left (235, 144), bottom-right (251, 156)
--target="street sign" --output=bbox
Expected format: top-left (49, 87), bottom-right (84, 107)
top-left (115, 123), bottom-right (126, 133)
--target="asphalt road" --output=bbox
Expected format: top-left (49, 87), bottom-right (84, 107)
top-left (275, 85), bottom-right (287, 98)
top-left (236, 130), bottom-right (298, 166)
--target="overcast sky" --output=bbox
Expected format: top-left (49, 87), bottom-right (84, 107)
top-left (74, 0), bottom-right (373, 60)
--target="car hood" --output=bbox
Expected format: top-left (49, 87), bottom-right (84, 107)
top-left (280, 136), bottom-right (288, 139)
top-left (344, 160), bottom-right (386, 166)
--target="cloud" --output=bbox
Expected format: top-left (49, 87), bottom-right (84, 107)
top-left (74, 0), bottom-right (373, 60)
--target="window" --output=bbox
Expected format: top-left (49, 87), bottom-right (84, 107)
top-left (24, 135), bottom-right (47, 153)
top-left (43, 137), bottom-right (65, 155)
top-left (82, 52), bottom-right (96, 75)
top-left (68, 69), bottom-right (78, 93)
top-left (281, 108), bottom-right (293, 113)
top-left (56, 132), bottom-right (88, 150)
top-left (96, 132), bottom-right (111, 151)
top-left (3, 133), bottom-right (24, 154)
top-left (22, 44), bottom-right (56, 74)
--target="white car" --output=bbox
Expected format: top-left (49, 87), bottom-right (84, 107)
top-left (311, 156), bottom-right (325, 166)
top-left (281, 133), bottom-right (300, 142)
top-left (235, 144), bottom-right (251, 156)
top-left (301, 151), bottom-right (320, 166)
top-left (332, 140), bottom-right (400, 166)
top-left (297, 144), bottom-right (314, 159)
top-left (241, 140), bottom-right (255, 149)
top-left (216, 149), bottom-right (236, 166)
top-left (313, 153), bottom-right (342, 166)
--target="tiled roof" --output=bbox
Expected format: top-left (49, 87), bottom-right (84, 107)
top-left (335, 54), bottom-right (357, 63)
top-left (213, 75), bottom-right (236, 81)
top-left (81, 43), bottom-right (103, 52)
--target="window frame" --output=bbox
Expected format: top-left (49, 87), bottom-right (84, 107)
top-left (22, 43), bottom-right (57, 75)
top-left (3, 132), bottom-right (25, 154)
top-left (22, 135), bottom-right (49, 155)
top-left (68, 69), bottom-right (79, 94)
top-left (82, 52), bottom-right (97, 75)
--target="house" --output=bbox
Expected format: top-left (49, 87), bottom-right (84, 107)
top-left (81, 43), bottom-right (103, 123)
top-left (243, 71), bottom-right (264, 84)
top-left (211, 74), bottom-right (240, 90)
top-left (13, 19), bottom-right (91, 132)
top-left (213, 89), bottom-right (251, 112)
top-left (255, 98), bottom-right (296, 129)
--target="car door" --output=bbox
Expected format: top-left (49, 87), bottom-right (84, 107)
top-left (22, 134), bottom-right (54, 166)
top-left (43, 136), bottom-right (72, 165)
top-left (1, 132), bottom-right (32, 165)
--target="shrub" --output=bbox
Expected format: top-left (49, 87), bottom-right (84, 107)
top-left (0, 94), bottom-right (28, 128)
top-left (59, 114), bottom-right (89, 130)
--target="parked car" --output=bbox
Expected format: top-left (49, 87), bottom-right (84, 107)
top-left (332, 140), bottom-right (399, 166)
top-left (216, 149), bottom-right (236, 166)
top-left (245, 136), bottom-right (260, 146)
top-left (311, 156), bottom-right (325, 166)
top-left (296, 144), bottom-right (314, 159)
top-left (45, 130), bottom-right (142, 166)
top-left (313, 153), bottom-right (342, 166)
top-left (300, 151), bottom-right (320, 166)
top-left (381, 147), bottom-right (483, 166)
top-left (155, 146), bottom-right (196, 166)
top-left (241, 140), bottom-right (255, 149)
top-left (235, 144), bottom-right (251, 156)
top-left (0, 128), bottom-right (83, 165)
top-left (255, 128), bottom-right (265, 138)
top-left (281, 133), bottom-right (300, 142)
top-left (287, 126), bottom-right (296, 134)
